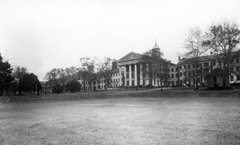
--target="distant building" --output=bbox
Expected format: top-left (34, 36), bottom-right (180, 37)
top-left (40, 81), bottom-right (52, 94)
top-left (167, 63), bottom-right (178, 86)
top-left (47, 42), bottom-right (240, 91)
top-left (117, 42), bottom-right (178, 87)
top-left (176, 51), bottom-right (240, 87)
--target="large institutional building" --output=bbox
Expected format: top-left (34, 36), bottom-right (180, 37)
top-left (74, 42), bottom-right (240, 91)
top-left (177, 51), bottom-right (240, 87)
top-left (83, 42), bottom-right (178, 91)
top-left (41, 42), bottom-right (240, 92)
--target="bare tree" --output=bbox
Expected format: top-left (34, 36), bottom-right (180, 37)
top-left (45, 68), bottom-right (58, 84)
top-left (79, 57), bottom-right (115, 90)
top-left (182, 27), bottom-right (208, 90)
top-left (140, 48), bottom-right (166, 91)
top-left (79, 57), bottom-right (96, 91)
top-left (204, 20), bottom-right (240, 87)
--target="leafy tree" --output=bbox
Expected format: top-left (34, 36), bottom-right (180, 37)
top-left (79, 57), bottom-right (115, 90)
top-left (182, 27), bottom-right (208, 90)
top-left (45, 68), bottom-right (59, 85)
top-left (0, 54), bottom-right (13, 96)
top-left (95, 57), bottom-right (115, 88)
top-left (204, 20), bottom-right (240, 87)
top-left (79, 57), bottom-right (97, 91)
top-left (10, 81), bottom-right (18, 96)
top-left (22, 73), bottom-right (42, 95)
top-left (58, 68), bottom-right (67, 86)
top-left (12, 66), bottom-right (28, 95)
top-left (65, 80), bottom-right (81, 93)
top-left (65, 66), bottom-right (78, 81)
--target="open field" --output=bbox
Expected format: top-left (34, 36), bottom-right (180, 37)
top-left (1, 90), bottom-right (240, 144)
top-left (6, 88), bottom-right (240, 102)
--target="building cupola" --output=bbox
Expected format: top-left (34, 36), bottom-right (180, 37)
top-left (152, 40), bottom-right (161, 57)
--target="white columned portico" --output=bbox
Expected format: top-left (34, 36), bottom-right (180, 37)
top-left (140, 64), bottom-right (143, 85)
top-left (134, 64), bottom-right (137, 86)
top-left (129, 64), bottom-right (132, 86)
top-left (117, 52), bottom-right (143, 87)
top-left (124, 66), bottom-right (127, 86)
top-left (119, 67), bottom-right (122, 87)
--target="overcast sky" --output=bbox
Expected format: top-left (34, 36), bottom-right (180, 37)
top-left (1, 0), bottom-right (240, 81)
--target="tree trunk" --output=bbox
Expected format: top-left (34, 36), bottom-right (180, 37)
top-left (160, 75), bottom-right (162, 92)
top-left (159, 65), bottom-right (162, 92)
top-left (196, 65), bottom-right (199, 91)
top-left (83, 80), bottom-right (86, 91)
top-left (19, 89), bottom-right (22, 95)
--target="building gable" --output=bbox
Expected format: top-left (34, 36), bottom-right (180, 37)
top-left (118, 52), bottom-right (142, 63)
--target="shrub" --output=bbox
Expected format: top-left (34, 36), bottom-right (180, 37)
top-left (65, 80), bottom-right (81, 93)
top-left (52, 84), bottom-right (64, 94)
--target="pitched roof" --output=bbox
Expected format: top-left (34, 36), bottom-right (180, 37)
top-left (178, 50), bottom-right (240, 65)
top-left (117, 52), bottom-right (142, 63)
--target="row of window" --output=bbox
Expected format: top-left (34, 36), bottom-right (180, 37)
top-left (230, 66), bottom-right (240, 72)
top-left (112, 78), bottom-right (120, 83)
top-left (179, 58), bottom-right (240, 70)
top-left (112, 84), bottom-right (120, 88)
top-left (230, 75), bottom-right (240, 81)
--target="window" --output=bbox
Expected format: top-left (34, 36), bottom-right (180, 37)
top-left (231, 76), bottom-right (234, 81)
top-left (204, 68), bottom-right (209, 73)
top-left (213, 61), bottom-right (216, 66)
top-left (184, 65), bottom-right (186, 69)
top-left (180, 72), bottom-right (182, 77)
top-left (171, 74), bottom-right (174, 78)
top-left (188, 64), bottom-right (191, 69)
top-left (204, 62), bottom-right (209, 67)
top-left (171, 68), bottom-right (174, 72)
top-left (218, 61), bottom-right (222, 66)
top-left (230, 59), bottom-right (234, 64)
top-left (236, 57), bottom-right (239, 63)
top-left (237, 66), bottom-right (240, 71)
top-left (237, 75), bottom-right (240, 81)
top-left (192, 70), bottom-right (195, 75)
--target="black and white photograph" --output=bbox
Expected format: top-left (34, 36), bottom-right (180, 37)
top-left (0, 0), bottom-right (240, 144)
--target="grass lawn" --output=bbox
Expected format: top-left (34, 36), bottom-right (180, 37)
top-left (1, 89), bottom-right (240, 144)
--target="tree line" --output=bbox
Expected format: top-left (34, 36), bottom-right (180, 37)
top-left (0, 55), bottom-right (42, 97)
top-left (44, 57), bottom-right (117, 93)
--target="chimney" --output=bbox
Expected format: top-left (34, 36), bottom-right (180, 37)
top-left (178, 56), bottom-right (181, 61)
top-left (112, 61), bottom-right (117, 70)
top-left (210, 51), bottom-right (213, 56)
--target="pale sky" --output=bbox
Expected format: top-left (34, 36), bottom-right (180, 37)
top-left (1, 0), bottom-right (240, 81)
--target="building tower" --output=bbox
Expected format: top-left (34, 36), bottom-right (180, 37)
top-left (152, 40), bottom-right (161, 57)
